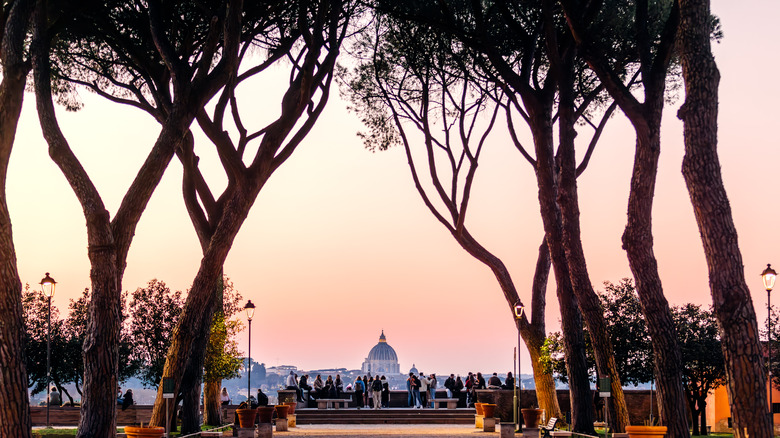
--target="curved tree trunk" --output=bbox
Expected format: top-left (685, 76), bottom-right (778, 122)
top-left (452, 230), bottom-right (563, 420)
top-left (179, 293), bottom-right (216, 435)
top-left (528, 97), bottom-right (602, 434)
top-left (181, 374), bottom-right (202, 435)
top-left (0, 2), bottom-right (34, 437)
top-left (150, 196), bottom-right (250, 427)
top-left (550, 37), bottom-right (629, 432)
top-left (557, 1), bottom-right (688, 434)
top-left (677, 1), bottom-right (771, 437)
top-left (622, 122), bottom-right (689, 438)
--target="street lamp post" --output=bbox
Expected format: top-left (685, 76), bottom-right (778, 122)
top-left (244, 300), bottom-right (256, 404)
top-left (763, 264), bottom-right (777, 421)
top-left (514, 302), bottom-right (525, 433)
top-left (40, 273), bottom-right (56, 428)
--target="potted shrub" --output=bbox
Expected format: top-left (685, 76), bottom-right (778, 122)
top-left (125, 424), bottom-right (165, 438)
top-left (275, 404), bottom-right (290, 420)
top-left (521, 406), bottom-right (544, 428)
top-left (235, 407), bottom-right (257, 428)
top-left (625, 425), bottom-right (667, 438)
top-left (256, 406), bottom-right (276, 423)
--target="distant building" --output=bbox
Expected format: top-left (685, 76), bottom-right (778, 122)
top-left (362, 331), bottom-right (401, 375)
top-left (267, 365), bottom-right (297, 375)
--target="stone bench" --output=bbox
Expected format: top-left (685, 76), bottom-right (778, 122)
top-left (316, 398), bottom-right (350, 409)
top-left (432, 398), bottom-right (458, 409)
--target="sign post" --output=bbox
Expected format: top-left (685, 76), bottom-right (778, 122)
top-left (598, 376), bottom-right (611, 438)
top-left (163, 377), bottom-right (175, 438)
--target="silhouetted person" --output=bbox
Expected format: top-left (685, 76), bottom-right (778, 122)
top-left (121, 389), bottom-right (134, 411)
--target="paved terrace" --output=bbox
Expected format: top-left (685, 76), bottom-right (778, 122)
top-left (234, 424), bottom-right (542, 437)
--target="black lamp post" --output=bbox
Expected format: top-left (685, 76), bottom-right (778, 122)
top-left (244, 300), bottom-right (256, 404)
top-left (763, 264), bottom-right (777, 420)
top-left (514, 301), bottom-right (525, 433)
top-left (40, 273), bottom-right (56, 428)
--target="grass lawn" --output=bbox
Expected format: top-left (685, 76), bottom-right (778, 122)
top-left (33, 425), bottom-right (231, 437)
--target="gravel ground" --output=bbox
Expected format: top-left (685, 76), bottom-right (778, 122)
top-left (273, 424), bottom-right (539, 437)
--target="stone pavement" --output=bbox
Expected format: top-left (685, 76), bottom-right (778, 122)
top-left (273, 425), bottom-right (542, 437)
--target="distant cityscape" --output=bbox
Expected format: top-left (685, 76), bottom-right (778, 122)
top-left (31, 330), bottom-right (652, 406)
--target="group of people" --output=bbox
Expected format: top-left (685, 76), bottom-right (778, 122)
top-left (405, 372), bottom-right (438, 408)
top-left (448, 371), bottom-right (515, 408)
top-left (116, 387), bottom-right (134, 410)
top-left (353, 375), bottom-right (390, 409)
top-left (221, 387), bottom-right (269, 407)
top-left (219, 370), bottom-right (517, 410)
top-left (286, 370), bottom-right (346, 402)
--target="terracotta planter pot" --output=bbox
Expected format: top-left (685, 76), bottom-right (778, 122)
top-left (275, 404), bottom-right (290, 419)
top-left (625, 426), bottom-right (668, 438)
top-left (236, 408), bottom-right (257, 428)
top-left (256, 406), bottom-right (276, 423)
top-left (482, 403), bottom-right (497, 418)
top-left (475, 403), bottom-right (485, 416)
top-left (124, 426), bottom-right (165, 438)
top-left (285, 401), bottom-right (297, 415)
top-left (521, 408), bottom-right (543, 428)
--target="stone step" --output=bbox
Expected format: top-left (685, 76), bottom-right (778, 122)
top-left (295, 407), bottom-right (477, 425)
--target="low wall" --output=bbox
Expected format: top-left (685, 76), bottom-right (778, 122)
top-left (31, 389), bottom-right (660, 426)
top-left (30, 405), bottom-right (153, 427)
top-left (475, 389), bottom-right (661, 425)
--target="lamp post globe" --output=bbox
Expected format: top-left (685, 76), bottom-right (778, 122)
top-left (763, 264), bottom-right (777, 420)
top-left (514, 301), bottom-right (525, 433)
top-left (244, 300), bottom-right (256, 403)
top-left (40, 273), bottom-right (56, 428)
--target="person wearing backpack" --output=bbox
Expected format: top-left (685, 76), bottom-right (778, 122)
top-left (371, 375), bottom-right (383, 409)
top-left (354, 376), bottom-right (365, 409)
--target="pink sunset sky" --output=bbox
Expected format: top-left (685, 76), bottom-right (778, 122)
top-left (8, 0), bottom-right (778, 378)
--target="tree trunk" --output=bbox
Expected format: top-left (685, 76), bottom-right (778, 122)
top-left (687, 397), bottom-right (699, 436)
top-left (181, 376), bottom-right (201, 435)
top-left (0, 2), bottom-right (34, 437)
top-left (178, 304), bottom-right (213, 435)
top-left (677, 1), bottom-right (771, 437)
top-left (556, 2), bottom-right (687, 434)
top-left (78, 237), bottom-right (121, 438)
top-left (620, 121), bottom-right (689, 437)
top-left (526, 97), bottom-right (605, 434)
top-left (204, 380), bottom-right (221, 426)
top-left (451, 230), bottom-right (563, 420)
top-left (203, 275), bottom-right (226, 426)
top-left (149, 196), bottom-right (251, 427)
top-left (551, 44), bottom-right (629, 432)
top-left (699, 398), bottom-right (708, 435)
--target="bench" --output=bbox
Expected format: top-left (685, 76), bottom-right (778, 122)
top-left (316, 398), bottom-right (350, 409)
top-left (540, 417), bottom-right (559, 438)
top-left (432, 398), bottom-right (458, 409)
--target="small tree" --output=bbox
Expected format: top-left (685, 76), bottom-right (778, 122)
top-left (21, 284), bottom-right (65, 399)
top-left (203, 277), bottom-right (243, 425)
top-left (127, 280), bottom-right (184, 388)
top-left (673, 304), bottom-right (726, 436)
top-left (544, 280), bottom-right (728, 435)
top-left (542, 279), bottom-right (653, 387)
